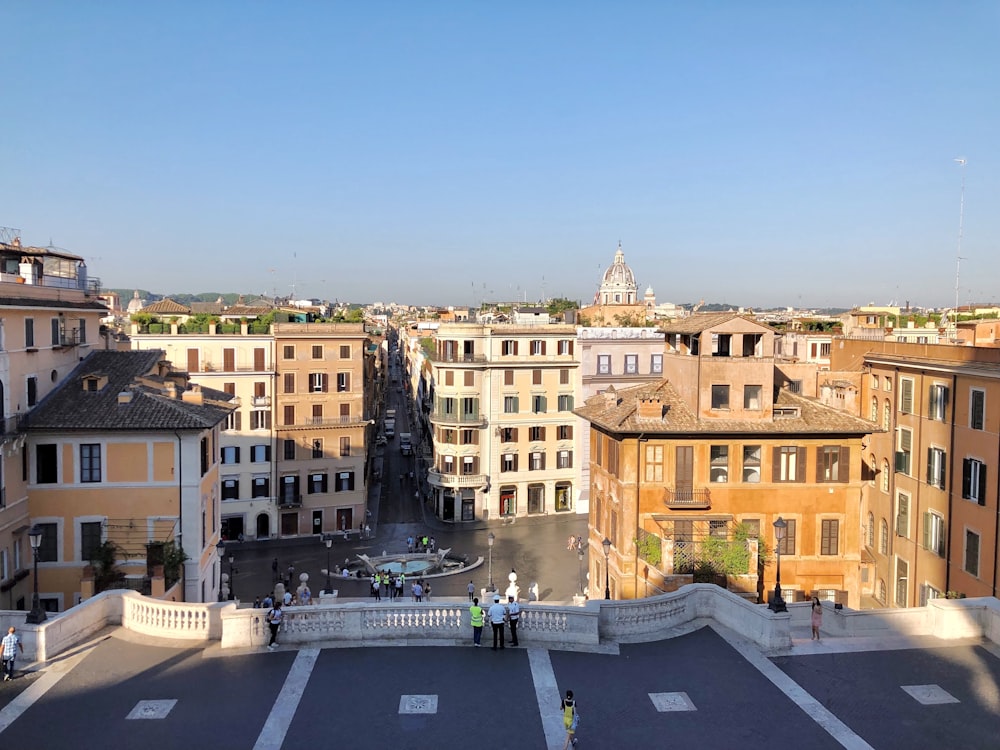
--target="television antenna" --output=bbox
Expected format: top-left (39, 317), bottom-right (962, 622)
top-left (953, 158), bottom-right (967, 317)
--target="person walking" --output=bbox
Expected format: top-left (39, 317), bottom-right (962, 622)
top-left (468, 580), bottom-right (476, 601)
top-left (469, 597), bottom-right (484, 646)
top-left (811, 597), bottom-right (823, 641)
top-left (286, 563), bottom-right (295, 587)
top-left (265, 603), bottom-right (283, 650)
top-left (2, 626), bottom-right (24, 681)
top-left (507, 595), bottom-right (521, 646)
top-left (561, 690), bottom-right (579, 748)
top-left (262, 592), bottom-right (273, 610)
top-left (371, 574), bottom-right (381, 601)
top-left (271, 557), bottom-right (279, 583)
top-left (488, 594), bottom-right (507, 651)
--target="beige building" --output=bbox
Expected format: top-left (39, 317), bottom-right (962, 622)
top-left (425, 322), bottom-right (581, 521)
top-left (0, 238), bottom-right (108, 612)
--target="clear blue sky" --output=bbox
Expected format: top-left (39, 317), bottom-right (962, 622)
top-left (3, 2), bottom-right (998, 309)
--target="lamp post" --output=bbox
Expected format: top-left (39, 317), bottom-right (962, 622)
top-left (26, 524), bottom-right (46, 624)
top-left (577, 547), bottom-right (585, 595)
top-left (215, 539), bottom-right (226, 602)
top-left (602, 537), bottom-right (612, 600)
top-left (487, 532), bottom-right (495, 591)
top-left (770, 517), bottom-right (788, 613)
top-left (323, 534), bottom-right (333, 594)
top-left (228, 552), bottom-right (236, 601)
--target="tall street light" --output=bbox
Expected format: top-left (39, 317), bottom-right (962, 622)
top-left (602, 537), bottom-right (612, 600)
top-left (770, 517), bottom-right (788, 613)
top-left (577, 547), bottom-right (585, 595)
top-left (26, 524), bottom-right (46, 624)
top-left (487, 532), bottom-right (496, 591)
top-left (215, 539), bottom-right (226, 602)
top-left (228, 552), bottom-right (236, 601)
top-left (323, 533), bottom-right (333, 594)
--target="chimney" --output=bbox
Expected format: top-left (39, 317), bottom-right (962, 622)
top-left (637, 397), bottom-right (665, 419)
top-left (117, 391), bottom-right (133, 404)
top-left (181, 384), bottom-right (203, 405)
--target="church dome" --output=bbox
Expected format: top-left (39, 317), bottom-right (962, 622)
top-left (597, 242), bottom-right (638, 305)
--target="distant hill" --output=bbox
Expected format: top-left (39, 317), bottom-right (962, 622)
top-left (107, 290), bottom-right (243, 306)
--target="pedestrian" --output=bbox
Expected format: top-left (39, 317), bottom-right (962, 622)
top-left (364, 524), bottom-right (371, 539)
top-left (253, 596), bottom-right (261, 608)
top-left (271, 557), bottom-right (279, 582)
top-left (424, 582), bottom-right (431, 601)
top-left (507, 595), bottom-right (521, 646)
top-left (567, 535), bottom-right (575, 550)
top-left (342, 567), bottom-right (350, 579)
top-left (371, 574), bottom-right (381, 600)
top-left (561, 690), bottom-right (579, 748)
top-left (407, 535), bottom-right (414, 553)
top-left (2, 626), bottom-right (24, 681)
top-left (283, 589), bottom-right (292, 607)
top-left (811, 596), bottom-right (823, 641)
top-left (301, 585), bottom-right (312, 606)
top-left (429, 536), bottom-right (436, 553)
top-left (265, 602), bottom-right (282, 650)
top-left (287, 563), bottom-right (295, 586)
top-left (262, 592), bottom-right (273, 610)
top-left (469, 597), bottom-right (484, 647)
top-left (412, 581), bottom-right (423, 602)
top-left (468, 580), bottom-right (476, 601)
top-left (488, 594), bottom-right (507, 651)
top-left (395, 575), bottom-right (403, 601)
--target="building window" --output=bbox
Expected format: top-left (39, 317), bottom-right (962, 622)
top-left (283, 345), bottom-right (295, 359)
top-left (312, 439), bottom-right (323, 458)
top-left (37, 523), bottom-right (57, 562)
top-left (312, 345), bottom-right (323, 359)
top-left (711, 385), bottom-right (729, 410)
top-left (283, 439), bottom-right (296, 460)
top-left (462, 397), bottom-right (477, 419)
top-left (340, 345), bottom-right (350, 359)
top-left (283, 373), bottom-right (295, 393)
top-left (464, 371), bottom-right (475, 387)
top-left (895, 558), bottom-right (908, 606)
top-left (532, 395), bottom-right (547, 414)
top-left (965, 529), bottom-right (980, 577)
top-left (307, 373), bottom-right (326, 393)
top-left (870, 396), bottom-right (878, 422)
top-left (504, 370), bottom-right (514, 386)
top-left (866, 512), bottom-right (874, 548)
top-left (27, 376), bottom-right (37, 407)
top-left (501, 453), bottom-right (518, 473)
top-left (923, 512), bottom-right (945, 557)
top-left (80, 444), bottom-right (102, 483)
top-left (895, 428), bottom-right (912, 475)
top-left (335, 472), bottom-right (355, 492)
top-left (818, 446), bottom-right (848, 483)
top-left (460, 429), bottom-right (476, 445)
top-left (501, 340), bottom-right (517, 356)
top-left (557, 450), bottom-right (573, 469)
top-left (462, 456), bottom-right (476, 475)
top-left (308, 473), bottom-right (328, 494)
top-left (896, 492), bottom-right (910, 538)
top-left (36, 444), bottom-right (57, 483)
top-left (221, 446), bottom-right (240, 464)
top-left (527, 484), bottom-right (544, 513)
top-left (970, 389), bottom-right (985, 430)
top-left (80, 521), bottom-right (102, 562)
top-left (777, 519), bottom-right (796, 556)
top-left (742, 445), bottom-right (761, 483)
top-left (222, 477), bottom-right (239, 500)
top-left (962, 458), bottom-right (987, 505)
top-left (532, 369), bottom-right (542, 386)
top-left (530, 340), bottom-right (545, 355)
top-left (283, 406), bottom-right (295, 426)
top-left (557, 425), bottom-right (572, 440)
top-left (340, 437), bottom-right (350, 457)
top-left (337, 373), bottom-right (350, 392)
top-left (558, 339), bottom-right (573, 355)
top-left (500, 487), bottom-right (516, 515)
top-left (929, 384), bottom-right (948, 421)
top-left (25, 318), bottom-right (34, 348)
top-left (529, 426), bottom-right (545, 442)
top-left (710, 445), bottom-right (728, 483)
top-left (880, 458), bottom-right (889, 492)
top-left (251, 444), bottom-right (271, 463)
top-left (879, 518), bottom-right (888, 554)
top-left (529, 452), bottom-right (545, 471)
top-left (927, 447), bottom-right (947, 489)
top-left (499, 427), bottom-right (517, 443)
top-left (820, 519), bottom-right (839, 555)
top-left (744, 385), bottom-right (762, 410)
top-left (651, 354), bottom-right (662, 374)
top-left (882, 399), bottom-right (891, 430)
top-left (251, 410), bottom-right (271, 430)
top-left (624, 354), bottom-right (638, 374)
top-left (774, 447), bottom-right (804, 482)
top-left (557, 395), bottom-right (574, 411)
top-left (899, 378), bottom-right (914, 414)
top-left (200, 437), bottom-right (209, 475)
top-left (597, 355), bottom-right (610, 375)
top-left (252, 476), bottom-right (270, 498)
top-left (644, 444), bottom-right (663, 482)
top-left (559, 368), bottom-right (569, 386)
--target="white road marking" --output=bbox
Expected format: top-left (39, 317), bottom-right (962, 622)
top-left (252, 648), bottom-right (319, 750)
top-left (901, 684), bottom-right (959, 705)
top-left (528, 648), bottom-right (568, 750)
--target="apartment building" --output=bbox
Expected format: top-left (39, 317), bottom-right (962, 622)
top-left (0, 238), bottom-right (108, 612)
top-left (273, 323), bottom-right (374, 537)
top-left (832, 339), bottom-right (1000, 607)
top-left (424, 322), bottom-right (581, 521)
top-left (576, 313), bottom-right (876, 604)
top-left (26, 350), bottom-right (234, 608)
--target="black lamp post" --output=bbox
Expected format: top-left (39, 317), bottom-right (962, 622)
top-left (602, 537), bottom-right (612, 600)
top-left (323, 534), bottom-right (333, 594)
top-left (769, 517), bottom-right (788, 613)
top-left (215, 539), bottom-right (225, 602)
top-left (228, 552), bottom-right (235, 601)
top-left (487, 532), bottom-right (495, 591)
top-left (577, 547), bottom-right (585, 595)
top-left (26, 524), bottom-right (46, 624)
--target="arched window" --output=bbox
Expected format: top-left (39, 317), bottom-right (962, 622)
top-left (870, 395), bottom-right (878, 422)
top-left (882, 399), bottom-right (891, 430)
top-left (867, 512), bottom-right (875, 548)
top-left (879, 519), bottom-right (888, 555)
top-left (881, 459), bottom-right (890, 492)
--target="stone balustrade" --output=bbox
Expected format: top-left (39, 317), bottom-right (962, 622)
top-left (3, 586), bottom-right (1000, 663)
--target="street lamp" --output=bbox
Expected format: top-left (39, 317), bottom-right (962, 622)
top-left (323, 534), bottom-right (333, 594)
top-left (577, 547), bottom-right (585, 595)
top-left (228, 552), bottom-right (235, 601)
top-left (487, 532), bottom-right (496, 591)
top-left (770, 517), bottom-right (788, 613)
top-left (26, 524), bottom-right (46, 624)
top-left (215, 539), bottom-right (226, 602)
top-left (602, 537), bottom-right (612, 600)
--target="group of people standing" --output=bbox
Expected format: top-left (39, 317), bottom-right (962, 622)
top-left (468, 593), bottom-right (521, 649)
top-left (370, 570), bottom-right (432, 601)
top-left (406, 534), bottom-right (435, 553)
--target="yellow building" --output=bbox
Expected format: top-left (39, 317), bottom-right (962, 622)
top-left (576, 313), bottom-right (877, 606)
top-left (0, 237), bottom-right (108, 612)
top-left (26, 350), bottom-right (234, 608)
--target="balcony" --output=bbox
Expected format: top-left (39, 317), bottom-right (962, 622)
top-left (279, 494), bottom-right (302, 508)
top-left (280, 416), bottom-right (372, 429)
top-left (663, 487), bottom-right (712, 510)
top-left (427, 470), bottom-right (488, 489)
top-left (251, 396), bottom-right (271, 407)
top-left (426, 352), bottom-right (487, 364)
top-left (428, 410), bottom-right (486, 427)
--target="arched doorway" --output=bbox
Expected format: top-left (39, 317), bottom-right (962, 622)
top-left (256, 513), bottom-right (270, 540)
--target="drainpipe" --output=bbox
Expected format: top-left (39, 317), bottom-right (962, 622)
top-left (635, 433), bottom-right (646, 598)
top-left (173, 430), bottom-right (184, 590)
top-left (946, 372), bottom-right (957, 596)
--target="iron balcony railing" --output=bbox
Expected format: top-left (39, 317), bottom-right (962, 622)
top-left (663, 487), bottom-right (712, 509)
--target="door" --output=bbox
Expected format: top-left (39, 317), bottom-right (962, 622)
top-left (336, 509), bottom-right (352, 533)
top-left (312, 510), bottom-right (323, 535)
top-left (675, 445), bottom-right (693, 502)
top-left (281, 512), bottom-right (298, 537)
top-left (256, 513), bottom-right (270, 540)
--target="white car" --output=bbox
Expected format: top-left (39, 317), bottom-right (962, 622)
top-left (376, 434), bottom-right (387, 446)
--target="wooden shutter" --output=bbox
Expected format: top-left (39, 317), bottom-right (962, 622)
top-left (796, 447), bottom-right (806, 482)
top-left (504, 370), bottom-right (514, 386)
top-left (254, 347), bottom-right (265, 371)
top-left (815, 448), bottom-right (825, 482)
top-left (962, 458), bottom-right (972, 498)
top-left (772, 447), bottom-right (781, 482)
top-left (223, 348), bottom-right (235, 371)
top-left (979, 464), bottom-right (988, 506)
top-left (187, 348), bottom-right (199, 373)
top-left (839, 446), bottom-right (850, 482)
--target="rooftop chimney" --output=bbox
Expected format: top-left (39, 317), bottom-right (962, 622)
top-left (637, 396), bottom-right (666, 420)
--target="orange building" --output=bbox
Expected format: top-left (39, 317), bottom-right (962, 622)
top-left (576, 313), bottom-right (877, 606)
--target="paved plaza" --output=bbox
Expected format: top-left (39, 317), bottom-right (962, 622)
top-left (2, 622), bottom-right (998, 749)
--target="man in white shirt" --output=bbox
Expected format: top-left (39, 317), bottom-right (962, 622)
top-left (487, 595), bottom-right (507, 651)
top-left (507, 595), bottom-right (522, 646)
top-left (2, 626), bottom-right (23, 681)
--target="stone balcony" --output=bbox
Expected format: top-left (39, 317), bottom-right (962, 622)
top-left (426, 470), bottom-right (488, 489)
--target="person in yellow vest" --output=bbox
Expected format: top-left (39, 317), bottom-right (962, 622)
top-left (469, 597), bottom-right (484, 646)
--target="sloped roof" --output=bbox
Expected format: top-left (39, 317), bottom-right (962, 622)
top-left (142, 298), bottom-right (191, 315)
top-left (575, 380), bottom-right (878, 436)
top-left (658, 312), bottom-right (768, 335)
top-left (190, 301), bottom-right (223, 315)
top-left (224, 304), bottom-right (274, 317)
top-left (27, 350), bottom-right (234, 432)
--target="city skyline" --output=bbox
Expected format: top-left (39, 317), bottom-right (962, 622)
top-left (3, 3), bottom-right (998, 309)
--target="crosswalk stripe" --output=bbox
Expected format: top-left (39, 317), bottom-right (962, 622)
top-left (253, 648), bottom-right (320, 750)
